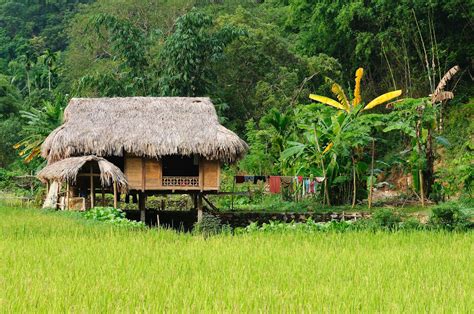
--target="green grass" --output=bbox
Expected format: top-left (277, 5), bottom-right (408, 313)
top-left (1, 205), bottom-right (473, 312)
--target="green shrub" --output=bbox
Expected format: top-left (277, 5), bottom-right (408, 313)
top-left (237, 219), bottom-right (354, 234)
top-left (371, 209), bottom-right (402, 231)
top-left (193, 213), bottom-right (230, 237)
top-left (429, 202), bottom-right (473, 231)
top-left (83, 207), bottom-right (145, 228)
top-left (399, 217), bottom-right (424, 231)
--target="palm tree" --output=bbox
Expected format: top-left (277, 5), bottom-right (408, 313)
top-left (19, 53), bottom-right (35, 96)
top-left (43, 49), bottom-right (58, 91)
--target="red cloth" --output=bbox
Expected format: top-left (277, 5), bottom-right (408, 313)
top-left (298, 176), bottom-right (303, 183)
top-left (235, 176), bottom-right (245, 183)
top-left (269, 176), bottom-right (281, 194)
top-left (309, 180), bottom-right (315, 193)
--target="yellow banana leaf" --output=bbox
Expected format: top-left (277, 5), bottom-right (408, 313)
top-left (331, 83), bottom-right (350, 111)
top-left (363, 90), bottom-right (402, 111)
top-left (309, 94), bottom-right (348, 111)
top-left (322, 142), bottom-right (334, 154)
top-left (353, 68), bottom-right (364, 107)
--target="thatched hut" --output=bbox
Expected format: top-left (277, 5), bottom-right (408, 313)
top-left (39, 97), bottom-right (248, 218)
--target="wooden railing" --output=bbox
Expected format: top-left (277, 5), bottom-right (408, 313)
top-left (162, 176), bottom-right (200, 187)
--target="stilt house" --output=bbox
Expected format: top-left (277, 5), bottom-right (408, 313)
top-left (37, 97), bottom-right (248, 219)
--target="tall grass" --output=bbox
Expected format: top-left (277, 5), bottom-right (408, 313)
top-left (0, 205), bottom-right (472, 312)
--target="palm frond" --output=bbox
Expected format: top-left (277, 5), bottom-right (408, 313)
top-left (331, 83), bottom-right (350, 111)
top-left (309, 94), bottom-right (347, 111)
top-left (353, 67), bottom-right (364, 107)
top-left (363, 90), bottom-right (402, 111)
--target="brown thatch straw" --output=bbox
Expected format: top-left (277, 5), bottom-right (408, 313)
top-left (41, 97), bottom-right (248, 163)
top-left (37, 156), bottom-right (128, 193)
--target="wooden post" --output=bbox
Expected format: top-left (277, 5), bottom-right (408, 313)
top-left (231, 177), bottom-right (235, 211)
top-left (197, 193), bottom-right (203, 223)
top-left (101, 187), bottom-right (105, 206)
top-left (192, 193), bottom-right (198, 210)
top-left (66, 182), bottom-right (70, 210)
top-left (113, 181), bottom-right (118, 209)
top-left (139, 192), bottom-right (146, 223)
top-left (90, 165), bottom-right (95, 208)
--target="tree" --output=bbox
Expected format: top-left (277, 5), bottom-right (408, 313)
top-left (159, 9), bottom-right (246, 96)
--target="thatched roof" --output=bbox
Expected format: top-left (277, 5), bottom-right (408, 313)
top-left (37, 156), bottom-right (128, 193)
top-left (41, 97), bottom-right (248, 163)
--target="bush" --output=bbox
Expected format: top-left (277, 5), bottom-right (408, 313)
top-left (429, 202), bottom-right (473, 231)
top-left (83, 207), bottom-right (145, 228)
top-left (193, 213), bottom-right (230, 237)
top-left (399, 217), bottom-right (425, 231)
top-left (236, 218), bottom-right (354, 234)
top-left (371, 209), bottom-right (402, 231)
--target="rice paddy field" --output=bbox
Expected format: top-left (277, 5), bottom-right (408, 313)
top-left (1, 205), bottom-right (473, 312)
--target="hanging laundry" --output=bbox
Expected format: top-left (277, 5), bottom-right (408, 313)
top-left (244, 176), bottom-right (254, 183)
top-left (254, 176), bottom-right (267, 184)
top-left (235, 176), bottom-right (245, 183)
top-left (269, 176), bottom-right (281, 194)
top-left (309, 180), bottom-right (315, 193)
top-left (315, 176), bottom-right (325, 183)
top-left (304, 179), bottom-right (311, 194)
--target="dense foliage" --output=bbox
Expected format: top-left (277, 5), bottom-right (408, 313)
top-left (0, 0), bottom-right (472, 206)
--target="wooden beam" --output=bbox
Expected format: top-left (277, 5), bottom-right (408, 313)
top-left (202, 194), bottom-right (218, 211)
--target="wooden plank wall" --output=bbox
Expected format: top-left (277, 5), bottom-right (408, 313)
top-left (124, 156), bottom-right (143, 190)
top-left (145, 158), bottom-right (161, 189)
top-left (202, 159), bottom-right (220, 190)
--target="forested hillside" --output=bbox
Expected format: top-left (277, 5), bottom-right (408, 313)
top-left (0, 0), bottom-right (472, 203)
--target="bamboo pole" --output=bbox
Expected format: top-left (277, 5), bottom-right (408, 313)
top-left (351, 155), bottom-right (356, 209)
top-left (368, 138), bottom-right (375, 209)
top-left (419, 169), bottom-right (425, 207)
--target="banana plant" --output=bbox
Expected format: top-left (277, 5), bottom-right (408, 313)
top-left (306, 67), bottom-right (402, 207)
top-left (309, 68), bottom-right (402, 113)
